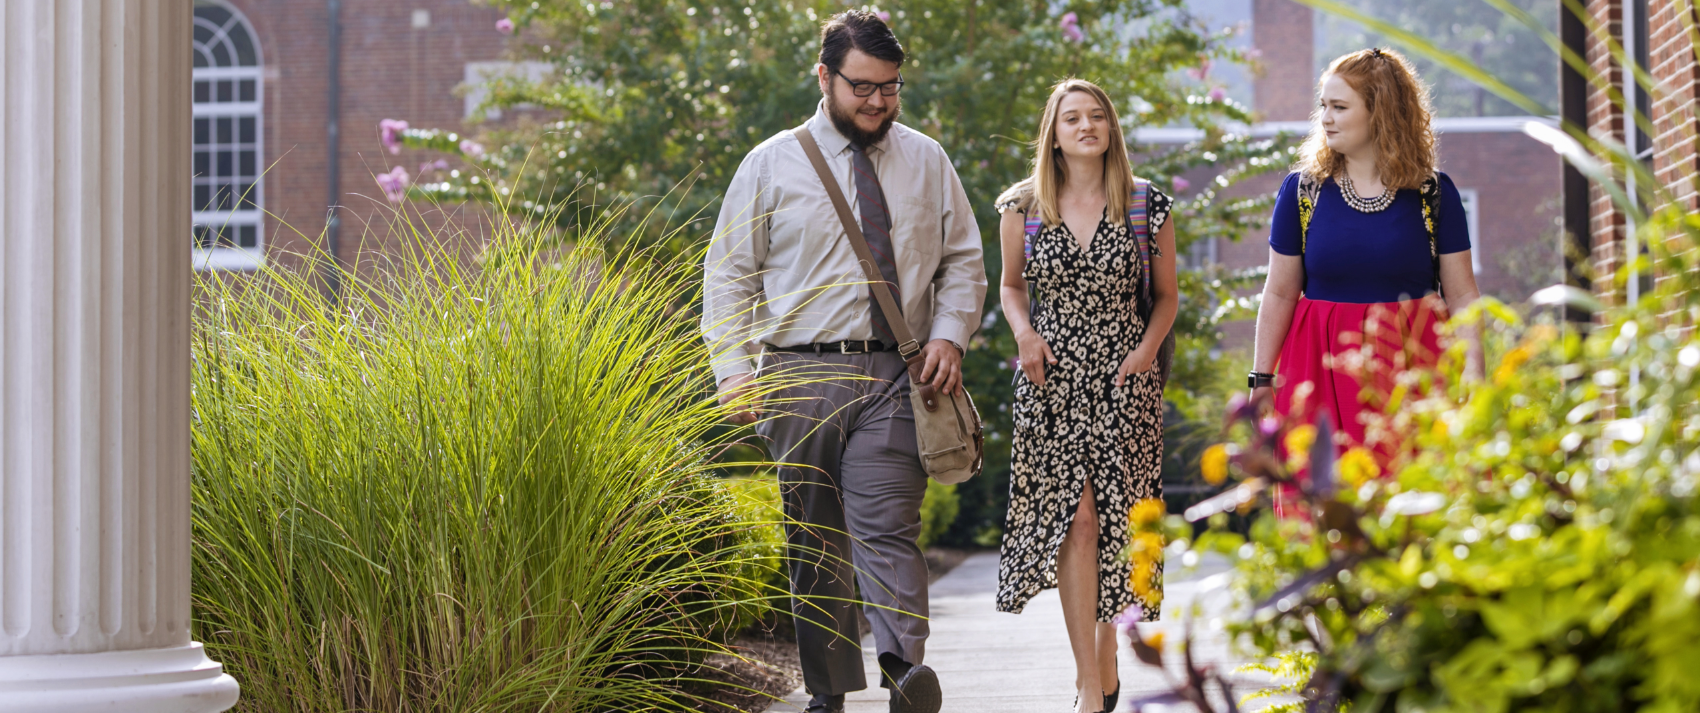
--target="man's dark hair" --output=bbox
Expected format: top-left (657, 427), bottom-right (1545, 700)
top-left (817, 10), bottom-right (905, 73)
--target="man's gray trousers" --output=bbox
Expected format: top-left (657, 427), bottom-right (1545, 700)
top-left (755, 349), bottom-right (930, 697)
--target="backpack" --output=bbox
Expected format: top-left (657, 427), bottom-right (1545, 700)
top-left (1022, 178), bottom-right (1176, 385)
top-left (1296, 172), bottom-right (1444, 296)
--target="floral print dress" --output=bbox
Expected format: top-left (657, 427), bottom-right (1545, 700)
top-left (995, 188), bottom-right (1171, 623)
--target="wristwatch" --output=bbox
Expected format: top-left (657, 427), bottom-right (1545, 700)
top-left (1247, 371), bottom-right (1276, 389)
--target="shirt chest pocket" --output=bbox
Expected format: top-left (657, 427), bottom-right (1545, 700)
top-left (891, 195), bottom-right (941, 268)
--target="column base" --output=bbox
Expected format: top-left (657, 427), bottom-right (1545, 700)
top-left (0, 642), bottom-right (239, 712)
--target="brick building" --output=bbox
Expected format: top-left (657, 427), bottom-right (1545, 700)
top-left (191, 0), bottom-right (509, 272)
top-left (1571, 0), bottom-right (1699, 312)
top-left (1148, 0), bottom-right (1565, 349)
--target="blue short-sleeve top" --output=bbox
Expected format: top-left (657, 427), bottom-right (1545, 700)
top-left (1267, 171), bottom-right (1471, 304)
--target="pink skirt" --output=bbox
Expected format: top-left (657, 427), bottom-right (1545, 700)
top-left (1273, 296), bottom-right (1448, 511)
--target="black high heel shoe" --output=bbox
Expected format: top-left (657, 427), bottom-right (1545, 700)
top-left (1103, 677), bottom-right (1120, 712)
top-left (1072, 692), bottom-right (1107, 713)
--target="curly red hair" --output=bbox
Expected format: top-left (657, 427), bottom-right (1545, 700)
top-left (1294, 48), bottom-right (1437, 190)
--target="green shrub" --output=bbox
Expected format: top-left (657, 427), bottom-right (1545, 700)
top-left (1115, 3), bottom-right (1700, 711)
top-left (190, 221), bottom-right (782, 711)
top-left (721, 474), bottom-right (959, 563)
top-left (1170, 211), bottom-right (1700, 712)
top-left (720, 476), bottom-right (787, 594)
top-left (919, 480), bottom-right (961, 551)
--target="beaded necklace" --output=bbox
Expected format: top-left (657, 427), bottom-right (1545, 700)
top-left (1336, 171), bottom-right (1396, 213)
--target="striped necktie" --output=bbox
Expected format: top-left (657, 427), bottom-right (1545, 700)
top-left (849, 144), bottom-right (901, 345)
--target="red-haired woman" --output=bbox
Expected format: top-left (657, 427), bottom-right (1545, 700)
top-left (1249, 48), bottom-right (1481, 497)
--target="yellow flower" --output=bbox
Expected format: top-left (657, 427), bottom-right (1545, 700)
top-left (1130, 498), bottom-right (1166, 529)
top-left (1142, 630), bottom-right (1166, 651)
top-left (1127, 530), bottom-right (1165, 605)
top-left (1130, 531), bottom-right (1165, 557)
top-left (1201, 444), bottom-right (1230, 485)
top-left (1338, 447), bottom-right (1382, 487)
top-left (1430, 415), bottom-right (1451, 442)
top-left (1493, 345), bottom-right (1533, 386)
top-left (1285, 425), bottom-right (1317, 455)
top-left (1131, 557), bottom-right (1163, 607)
top-left (1284, 425), bottom-right (1317, 469)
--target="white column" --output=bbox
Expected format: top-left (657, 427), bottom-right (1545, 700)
top-left (0, 2), bottom-right (238, 711)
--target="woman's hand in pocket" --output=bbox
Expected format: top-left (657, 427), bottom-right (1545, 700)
top-left (1114, 346), bottom-right (1156, 387)
top-left (1015, 330), bottom-right (1057, 386)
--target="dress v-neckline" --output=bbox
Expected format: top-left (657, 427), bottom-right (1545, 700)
top-left (1060, 210), bottom-right (1110, 255)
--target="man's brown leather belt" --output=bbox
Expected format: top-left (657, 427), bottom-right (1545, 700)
top-left (765, 340), bottom-right (894, 355)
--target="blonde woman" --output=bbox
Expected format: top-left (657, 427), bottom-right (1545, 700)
top-left (1249, 48), bottom-right (1481, 505)
top-left (993, 79), bottom-right (1177, 713)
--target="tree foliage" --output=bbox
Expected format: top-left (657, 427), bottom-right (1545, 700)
top-left (399, 0), bottom-right (1296, 544)
top-left (1316, 0), bottom-right (1558, 117)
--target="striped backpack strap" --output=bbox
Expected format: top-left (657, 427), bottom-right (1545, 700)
top-left (1127, 178), bottom-right (1153, 303)
top-left (1023, 212), bottom-right (1043, 262)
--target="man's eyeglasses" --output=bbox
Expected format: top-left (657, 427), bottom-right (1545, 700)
top-left (833, 69), bottom-right (904, 97)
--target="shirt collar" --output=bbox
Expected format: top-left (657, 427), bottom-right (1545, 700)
top-left (807, 100), bottom-right (888, 157)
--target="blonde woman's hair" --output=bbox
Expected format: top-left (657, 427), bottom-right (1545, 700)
top-left (1294, 47), bottom-right (1438, 190)
top-left (996, 78), bottom-right (1134, 226)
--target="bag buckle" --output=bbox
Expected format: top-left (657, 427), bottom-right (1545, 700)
top-left (897, 339), bottom-right (921, 360)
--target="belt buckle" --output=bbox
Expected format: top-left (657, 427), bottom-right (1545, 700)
top-left (840, 340), bottom-right (855, 355)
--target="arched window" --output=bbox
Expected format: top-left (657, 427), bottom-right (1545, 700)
top-left (192, 1), bottom-right (264, 270)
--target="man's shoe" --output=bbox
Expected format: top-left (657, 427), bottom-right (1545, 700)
top-left (805, 693), bottom-right (845, 713)
top-left (888, 663), bottom-right (941, 713)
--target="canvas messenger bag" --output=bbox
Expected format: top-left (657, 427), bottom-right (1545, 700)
top-left (791, 126), bottom-right (984, 485)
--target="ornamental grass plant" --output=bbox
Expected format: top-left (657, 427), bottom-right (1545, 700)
top-left (189, 205), bottom-right (785, 712)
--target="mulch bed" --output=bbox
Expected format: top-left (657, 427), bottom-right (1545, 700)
top-left (686, 629), bottom-right (806, 712)
top-left (688, 547), bottom-right (981, 712)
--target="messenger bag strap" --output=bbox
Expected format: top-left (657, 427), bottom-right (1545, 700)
top-left (791, 126), bottom-right (922, 359)
top-left (792, 126), bottom-right (942, 411)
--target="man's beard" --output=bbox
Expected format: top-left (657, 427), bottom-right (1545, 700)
top-left (827, 92), bottom-right (900, 149)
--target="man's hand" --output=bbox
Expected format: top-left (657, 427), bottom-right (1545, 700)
top-left (918, 339), bottom-right (964, 396)
top-left (717, 373), bottom-right (760, 425)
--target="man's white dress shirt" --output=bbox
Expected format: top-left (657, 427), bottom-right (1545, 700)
top-left (701, 102), bottom-right (988, 384)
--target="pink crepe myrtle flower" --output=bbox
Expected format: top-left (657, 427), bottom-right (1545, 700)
top-left (496, 17), bottom-right (515, 34)
top-left (875, 10), bottom-right (890, 22)
top-left (1112, 607), bottom-right (1143, 637)
top-left (1186, 57), bottom-right (1212, 81)
top-left (1173, 176), bottom-right (1191, 192)
top-left (1059, 12), bottom-right (1083, 42)
top-left (418, 158), bottom-right (450, 175)
top-left (1244, 47), bottom-right (1264, 60)
top-left (459, 139), bottom-right (485, 158)
top-left (376, 166), bottom-right (411, 203)
top-left (1208, 86), bottom-right (1227, 102)
top-left (379, 119), bottom-right (409, 155)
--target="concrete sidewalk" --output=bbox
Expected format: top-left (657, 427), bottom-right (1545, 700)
top-left (775, 552), bottom-right (1279, 712)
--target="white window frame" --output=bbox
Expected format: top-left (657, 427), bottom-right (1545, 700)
top-left (1456, 188), bottom-right (1482, 274)
top-left (192, 1), bottom-right (265, 271)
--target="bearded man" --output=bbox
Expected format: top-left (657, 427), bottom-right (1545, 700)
top-left (700, 10), bottom-right (986, 713)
